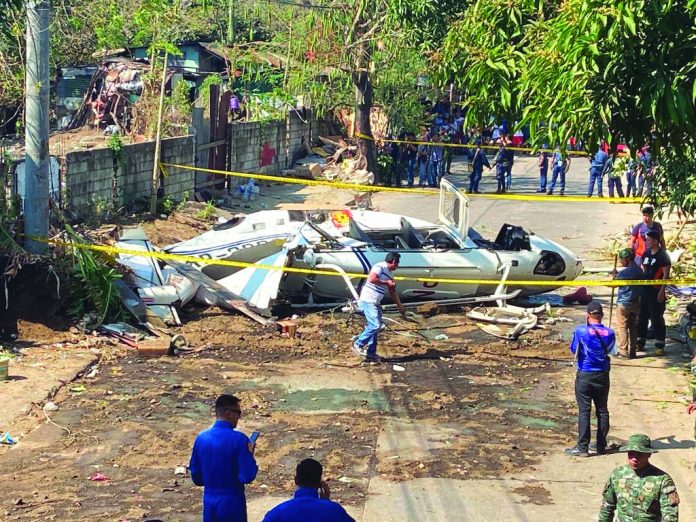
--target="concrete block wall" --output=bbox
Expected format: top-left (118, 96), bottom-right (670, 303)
top-left (64, 135), bottom-right (195, 218)
top-left (161, 136), bottom-right (195, 198)
top-left (227, 112), bottom-right (311, 186)
top-left (64, 148), bottom-right (115, 216)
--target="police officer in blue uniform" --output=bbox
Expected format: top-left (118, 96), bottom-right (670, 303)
top-left (588, 146), bottom-right (609, 197)
top-left (467, 140), bottom-right (491, 193)
top-left (189, 394), bottom-right (259, 522)
top-left (565, 301), bottom-right (617, 457)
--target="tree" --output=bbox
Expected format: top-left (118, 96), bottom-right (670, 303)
top-left (438, 0), bottom-right (696, 211)
top-left (259, 0), bottom-right (456, 178)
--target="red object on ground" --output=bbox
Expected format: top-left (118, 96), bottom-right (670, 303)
top-left (563, 287), bottom-right (593, 305)
top-left (88, 472), bottom-right (109, 481)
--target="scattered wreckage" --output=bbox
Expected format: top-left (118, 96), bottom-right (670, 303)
top-left (111, 180), bottom-right (582, 343)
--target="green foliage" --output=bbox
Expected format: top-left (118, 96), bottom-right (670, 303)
top-left (439, 0), bottom-right (696, 149)
top-left (376, 152), bottom-right (394, 183)
top-left (438, 0), bottom-right (696, 212)
top-left (197, 74), bottom-right (223, 109)
top-left (157, 195), bottom-right (177, 215)
top-left (64, 224), bottom-right (123, 328)
top-left (651, 140), bottom-right (696, 216)
top-left (87, 196), bottom-right (114, 227)
top-left (195, 200), bottom-right (217, 220)
top-left (107, 133), bottom-right (124, 164)
top-left (169, 79), bottom-right (194, 117)
top-left (176, 191), bottom-right (189, 212)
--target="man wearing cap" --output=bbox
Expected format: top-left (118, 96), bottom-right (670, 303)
top-left (613, 248), bottom-right (645, 358)
top-left (637, 230), bottom-right (671, 355)
top-left (598, 434), bottom-right (679, 521)
top-left (629, 206), bottom-right (664, 266)
top-left (566, 301), bottom-right (617, 457)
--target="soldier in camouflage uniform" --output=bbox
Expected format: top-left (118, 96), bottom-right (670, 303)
top-left (598, 433), bottom-right (679, 521)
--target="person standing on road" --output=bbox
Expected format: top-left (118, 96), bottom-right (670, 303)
top-left (588, 146), bottom-right (609, 197)
top-left (637, 230), bottom-right (671, 356)
top-left (403, 133), bottom-right (418, 188)
top-left (417, 131), bottom-right (430, 187)
top-left (547, 146), bottom-right (570, 196)
top-left (492, 142), bottom-right (509, 194)
top-left (638, 146), bottom-right (654, 197)
top-left (429, 135), bottom-right (442, 188)
top-left (537, 149), bottom-right (549, 193)
top-left (504, 144), bottom-right (515, 190)
top-left (353, 252), bottom-right (405, 363)
top-left (606, 152), bottom-right (626, 198)
top-left (467, 140), bottom-right (490, 194)
top-left (189, 394), bottom-right (259, 522)
top-left (613, 248), bottom-right (644, 358)
top-left (598, 434), bottom-right (680, 521)
top-left (625, 149), bottom-right (640, 197)
top-left (262, 458), bottom-right (355, 522)
top-left (629, 206), bottom-right (665, 266)
top-left (566, 301), bottom-right (616, 458)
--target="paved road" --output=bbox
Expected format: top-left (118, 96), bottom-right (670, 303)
top-left (371, 155), bottom-right (640, 264)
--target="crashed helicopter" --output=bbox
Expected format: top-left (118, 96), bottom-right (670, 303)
top-left (159, 180), bottom-right (583, 315)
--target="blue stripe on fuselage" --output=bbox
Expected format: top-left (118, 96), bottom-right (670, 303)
top-left (165, 233), bottom-right (289, 256)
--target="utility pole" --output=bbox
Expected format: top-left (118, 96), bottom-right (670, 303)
top-left (24, 0), bottom-right (50, 253)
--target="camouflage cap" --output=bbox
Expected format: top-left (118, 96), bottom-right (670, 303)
top-left (620, 433), bottom-right (657, 454)
top-left (618, 247), bottom-right (635, 259)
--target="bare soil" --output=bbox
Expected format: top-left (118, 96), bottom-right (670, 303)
top-left (0, 207), bottom-right (580, 521)
top-left (1, 300), bottom-right (578, 520)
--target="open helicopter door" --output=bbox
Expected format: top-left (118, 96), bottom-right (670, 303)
top-left (438, 179), bottom-right (469, 239)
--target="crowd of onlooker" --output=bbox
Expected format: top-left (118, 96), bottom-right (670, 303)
top-left (380, 105), bottom-right (656, 200)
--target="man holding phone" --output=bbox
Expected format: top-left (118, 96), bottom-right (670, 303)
top-left (189, 394), bottom-right (258, 522)
top-left (262, 458), bottom-right (355, 522)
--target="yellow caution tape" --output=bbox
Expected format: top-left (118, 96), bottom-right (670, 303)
top-left (160, 163), bottom-right (642, 204)
top-left (30, 235), bottom-right (696, 288)
top-left (354, 131), bottom-right (590, 156)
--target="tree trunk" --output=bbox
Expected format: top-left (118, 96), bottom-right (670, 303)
top-left (353, 70), bottom-right (377, 181)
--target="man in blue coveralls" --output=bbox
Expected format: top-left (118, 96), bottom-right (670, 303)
top-left (467, 140), bottom-right (490, 194)
top-left (565, 301), bottom-right (616, 458)
top-left (262, 458), bottom-right (355, 522)
top-left (588, 145), bottom-right (609, 197)
top-left (189, 394), bottom-right (259, 522)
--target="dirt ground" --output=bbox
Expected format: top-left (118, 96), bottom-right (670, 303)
top-left (0, 204), bottom-right (579, 520)
top-left (1, 169), bottom-right (694, 521)
top-left (1, 301), bottom-right (577, 521)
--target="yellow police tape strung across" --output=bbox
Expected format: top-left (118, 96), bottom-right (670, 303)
top-left (159, 163), bottom-right (642, 204)
top-left (36, 235), bottom-right (696, 289)
top-left (354, 131), bottom-right (590, 156)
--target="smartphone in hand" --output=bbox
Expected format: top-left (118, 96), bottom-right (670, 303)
top-left (249, 431), bottom-right (260, 444)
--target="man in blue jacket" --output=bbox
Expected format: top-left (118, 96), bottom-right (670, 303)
top-left (262, 458), bottom-right (355, 522)
top-left (189, 394), bottom-right (259, 522)
top-left (588, 146), bottom-right (609, 197)
top-left (467, 140), bottom-right (491, 194)
top-left (565, 301), bottom-right (616, 457)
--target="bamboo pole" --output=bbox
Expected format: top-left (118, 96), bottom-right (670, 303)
top-left (150, 51), bottom-right (169, 216)
top-left (609, 253), bottom-right (618, 327)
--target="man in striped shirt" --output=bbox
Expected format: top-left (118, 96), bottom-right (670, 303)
top-left (352, 252), bottom-right (405, 363)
